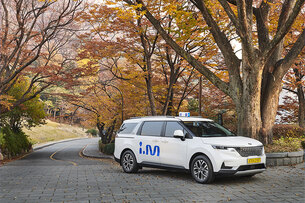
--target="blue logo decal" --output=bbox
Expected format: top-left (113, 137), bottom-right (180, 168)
top-left (139, 142), bottom-right (160, 156)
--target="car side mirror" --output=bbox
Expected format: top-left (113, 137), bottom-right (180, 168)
top-left (174, 130), bottom-right (185, 140)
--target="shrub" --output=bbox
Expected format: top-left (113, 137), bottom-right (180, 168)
top-left (86, 129), bottom-right (98, 137)
top-left (98, 140), bottom-right (114, 155)
top-left (272, 124), bottom-right (305, 139)
top-left (265, 137), bottom-right (303, 153)
top-left (0, 130), bottom-right (5, 151)
top-left (103, 143), bottom-right (114, 155)
top-left (301, 140), bottom-right (305, 149)
top-left (0, 126), bottom-right (32, 158)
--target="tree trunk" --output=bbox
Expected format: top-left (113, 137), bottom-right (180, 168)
top-left (236, 47), bottom-right (263, 141)
top-left (260, 70), bottom-right (283, 144)
top-left (143, 53), bottom-right (157, 116)
top-left (145, 76), bottom-right (157, 116)
top-left (53, 110), bottom-right (56, 120)
top-left (237, 91), bottom-right (262, 141)
top-left (297, 84), bottom-right (305, 128)
top-left (97, 119), bottom-right (106, 143)
top-left (293, 67), bottom-right (305, 128)
top-left (105, 119), bottom-right (116, 144)
top-left (162, 80), bottom-right (174, 115)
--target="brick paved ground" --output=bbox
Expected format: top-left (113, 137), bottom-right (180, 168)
top-left (0, 138), bottom-right (304, 203)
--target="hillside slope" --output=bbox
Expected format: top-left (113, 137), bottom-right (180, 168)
top-left (23, 120), bottom-right (87, 145)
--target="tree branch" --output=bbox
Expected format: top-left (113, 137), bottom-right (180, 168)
top-left (264, 0), bottom-right (305, 57)
top-left (124, 0), bottom-right (232, 97)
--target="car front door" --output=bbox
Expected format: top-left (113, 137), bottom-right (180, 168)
top-left (159, 121), bottom-right (189, 168)
top-left (136, 121), bottom-right (164, 164)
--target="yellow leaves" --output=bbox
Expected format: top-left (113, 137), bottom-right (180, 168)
top-left (0, 95), bottom-right (15, 111)
top-left (265, 1), bottom-right (282, 6)
top-left (130, 3), bottom-right (143, 10)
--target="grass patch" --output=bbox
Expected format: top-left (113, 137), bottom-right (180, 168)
top-left (23, 120), bottom-right (87, 145)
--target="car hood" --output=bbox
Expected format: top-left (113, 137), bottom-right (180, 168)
top-left (201, 136), bottom-right (263, 147)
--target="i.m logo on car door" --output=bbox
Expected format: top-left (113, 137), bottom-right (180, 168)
top-left (139, 142), bottom-right (160, 156)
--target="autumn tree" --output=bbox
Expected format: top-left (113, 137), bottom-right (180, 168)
top-left (280, 65), bottom-right (305, 128)
top-left (64, 74), bottom-right (129, 144)
top-left (279, 15), bottom-right (305, 128)
top-left (78, 1), bottom-right (221, 118)
top-left (0, 0), bottom-right (83, 114)
top-left (120, 0), bottom-right (305, 144)
top-left (0, 77), bottom-right (46, 131)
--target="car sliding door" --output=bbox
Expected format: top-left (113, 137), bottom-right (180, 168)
top-left (137, 121), bottom-right (163, 164)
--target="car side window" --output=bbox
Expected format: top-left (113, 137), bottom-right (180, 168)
top-left (117, 123), bottom-right (138, 134)
top-left (140, 121), bottom-right (164, 136)
top-left (165, 122), bottom-right (184, 137)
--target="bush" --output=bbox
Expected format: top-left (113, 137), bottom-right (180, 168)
top-left (86, 129), bottom-right (98, 137)
top-left (0, 126), bottom-right (32, 158)
top-left (98, 140), bottom-right (114, 155)
top-left (265, 137), bottom-right (303, 153)
top-left (103, 143), bottom-right (114, 155)
top-left (301, 140), bottom-right (305, 149)
top-left (272, 124), bottom-right (305, 139)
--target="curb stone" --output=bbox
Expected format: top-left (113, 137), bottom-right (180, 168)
top-left (81, 143), bottom-right (113, 160)
top-left (266, 150), bottom-right (304, 166)
top-left (287, 151), bottom-right (304, 157)
top-left (33, 137), bottom-right (88, 151)
top-left (266, 152), bottom-right (288, 158)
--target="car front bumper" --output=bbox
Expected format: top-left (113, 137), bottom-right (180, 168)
top-left (216, 163), bottom-right (266, 176)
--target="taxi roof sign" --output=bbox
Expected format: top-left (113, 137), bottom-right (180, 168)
top-left (179, 112), bottom-right (190, 117)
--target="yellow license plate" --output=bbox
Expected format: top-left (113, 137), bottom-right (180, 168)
top-left (247, 158), bottom-right (261, 164)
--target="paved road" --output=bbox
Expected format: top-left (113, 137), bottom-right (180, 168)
top-left (0, 138), bottom-right (304, 203)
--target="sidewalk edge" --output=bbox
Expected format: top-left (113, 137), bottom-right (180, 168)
top-left (33, 137), bottom-right (88, 151)
top-left (80, 144), bottom-right (113, 160)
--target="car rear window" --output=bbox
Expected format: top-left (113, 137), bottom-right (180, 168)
top-left (118, 123), bottom-right (137, 134)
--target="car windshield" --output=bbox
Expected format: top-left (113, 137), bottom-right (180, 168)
top-left (183, 121), bottom-right (235, 137)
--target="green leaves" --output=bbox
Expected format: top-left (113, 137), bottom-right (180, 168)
top-left (1, 77), bottom-right (46, 130)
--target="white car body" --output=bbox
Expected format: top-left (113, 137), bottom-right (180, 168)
top-left (114, 116), bottom-right (266, 180)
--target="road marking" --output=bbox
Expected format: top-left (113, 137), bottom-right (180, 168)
top-left (79, 144), bottom-right (99, 161)
top-left (49, 145), bottom-right (78, 166)
top-left (79, 144), bottom-right (105, 162)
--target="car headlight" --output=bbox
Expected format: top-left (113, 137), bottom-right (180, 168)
top-left (212, 145), bottom-right (228, 150)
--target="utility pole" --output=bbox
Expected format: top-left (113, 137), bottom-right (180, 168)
top-left (199, 76), bottom-right (202, 116)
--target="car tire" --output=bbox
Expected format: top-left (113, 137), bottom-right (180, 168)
top-left (121, 150), bottom-right (139, 173)
top-left (191, 155), bottom-right (215, 184)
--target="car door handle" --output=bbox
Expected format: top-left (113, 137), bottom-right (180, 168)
top-left (161, 141), bottom-right (168, 143)
top-left (152, 140), bottom-right (159, 143)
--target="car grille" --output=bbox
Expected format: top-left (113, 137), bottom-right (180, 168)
top-left (234, 146), bottom-right (263, 157)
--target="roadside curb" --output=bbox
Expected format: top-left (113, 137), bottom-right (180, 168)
top-left (266, 150), bottom-right (304, 166)
top-left (81, 143), bottom-right (113, 160)
top-left (33, 137), bottom-right (88, 151)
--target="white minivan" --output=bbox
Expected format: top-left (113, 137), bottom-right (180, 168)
top-left (114, 116), bottom-right (266, 183)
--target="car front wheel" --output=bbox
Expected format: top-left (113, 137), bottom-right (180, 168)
top-left (191, 155), bottom-right (215, 184)
top-left (121, 150), bottom-right (139, 173)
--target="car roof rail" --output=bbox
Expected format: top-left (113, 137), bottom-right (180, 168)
top-left (128, 116), bottom-right (177, 119)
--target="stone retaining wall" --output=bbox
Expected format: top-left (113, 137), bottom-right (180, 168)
top-left (266, 150), bottom-right (304, 166)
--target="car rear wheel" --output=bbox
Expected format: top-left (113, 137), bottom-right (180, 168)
top-left (121, 150), bottom-right (139, 173)
top-left (191, 155), bottom-right (215, 184)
